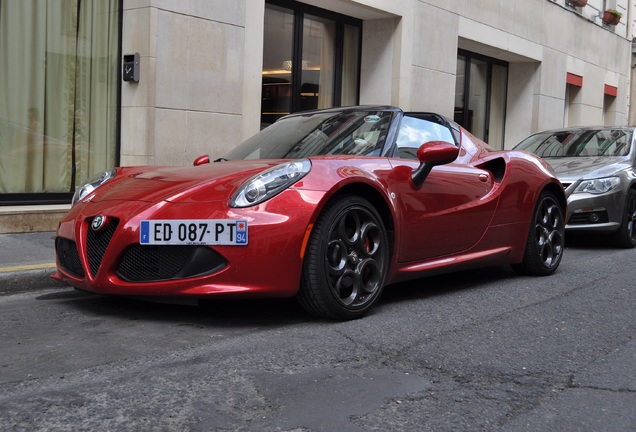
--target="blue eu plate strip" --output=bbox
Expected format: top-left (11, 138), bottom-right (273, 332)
top-left (140, 220), bottom-right (150, 244)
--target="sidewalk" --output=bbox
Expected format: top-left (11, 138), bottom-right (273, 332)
top-left (0, 231), bottom-right (65, 294)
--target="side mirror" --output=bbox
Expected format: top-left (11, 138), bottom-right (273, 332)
top-left (193, 155), bottom-right (210, 166)
top-left (411, 141), bottom-right (459, 187)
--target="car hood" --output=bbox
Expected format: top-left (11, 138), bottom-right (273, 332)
top-left (543, 156), bottom-right (630, 182)
top-left (91, 160), bottom-right (283, 204)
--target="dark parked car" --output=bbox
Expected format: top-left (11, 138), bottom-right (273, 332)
top-left (514, 126), bottom-right (636, 247)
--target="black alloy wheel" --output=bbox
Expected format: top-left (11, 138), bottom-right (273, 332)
top-left (298, 195), bottom-right (389, 320)
top-left (512, 191), bottom-right (565, 276)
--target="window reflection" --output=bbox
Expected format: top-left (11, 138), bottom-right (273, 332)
top-left (516, 129), bottom-right (632, 157)
top-left (396, 116), bottom-right (456, 160)
top-left (261, 2), bottom-right (361, 127)
top-left (261, 5), bottom-right (294, 126)
top-left (226, 110), bottom-right (393, 160)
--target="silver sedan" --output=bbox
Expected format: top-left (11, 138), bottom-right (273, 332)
top-left (514, 126), bottom-right (636, 248)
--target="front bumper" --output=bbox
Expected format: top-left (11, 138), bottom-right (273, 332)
top-left (565, 188), bottom-right (625, 232)
top-left (54, 191), bottom-right (323, 298)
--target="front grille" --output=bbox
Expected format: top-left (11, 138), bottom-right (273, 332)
top-left (568, 211), bottom-right (609, 225)
top-left (116, 245), bottom-right (227, 282)
top-left (56, 238), bottom-right (85, 277)
top-left (86, 217), bottom-right (120, 277)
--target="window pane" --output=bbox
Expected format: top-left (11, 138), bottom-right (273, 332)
top-left (454, 55), bottom-right (466, 126)
top-left (0, 0), bottom-right (119, 196)
top-left (301, 15), bottom-right (335, 111)
top-left (262, 4), bottom-right (294, 126)
top-left (455, 55), bottom-right (465, 110)
top-left (74, 1), bottom-right (119, 188)
top-left (396, 116), bottom-right (455, 159)
top-left (468, 59), bottom-right (488, 141)
top-left (261, 2), bottom-right (360, 122)
top-left (488, 64), bottom-right (507, 149)
top-left (341, 24), bottom-right (360, 106)
top-left (225, 109), bottom-right (393, 160)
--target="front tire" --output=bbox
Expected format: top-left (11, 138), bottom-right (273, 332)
top-left (298, 195), bottom-right (389, 320)
top-left (611, 189), bottom-right (636, 248)
top-left (512, 191), bottom-right (565, 276)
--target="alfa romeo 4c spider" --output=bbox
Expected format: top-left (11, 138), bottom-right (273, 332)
top-left (53, 106), bottom-right (566, 320)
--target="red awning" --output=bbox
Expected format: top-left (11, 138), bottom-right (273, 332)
top-left (604, 84), bottom-right (618, 97)
top-left (566, 73), bottom-right (583, 87)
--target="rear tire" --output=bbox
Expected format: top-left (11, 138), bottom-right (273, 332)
top-left (611, 189), bottom-right (636, 248)
top-left (512, 191), bottom-right (564, 276)
top-left (298, 195), bottom-right (389, 320)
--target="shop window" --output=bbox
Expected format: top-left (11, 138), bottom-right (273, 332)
top-left (262, 0), bottom-right (361, 127)
top-left (0, 0), bottom-right (120, 204)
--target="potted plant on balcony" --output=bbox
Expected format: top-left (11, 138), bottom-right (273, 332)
top-left (602, 9), bottom-right (622, 25)
top-left (568, 0), bottom-right (587, 7)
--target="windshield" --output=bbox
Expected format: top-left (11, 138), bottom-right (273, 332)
top-left (224, 109), bottom-right (394, 160)
top-left (515, 129), bottom-right (632, 158)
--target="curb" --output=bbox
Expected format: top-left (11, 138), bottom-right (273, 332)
top-left (0, 264), bottom-right (66, 295)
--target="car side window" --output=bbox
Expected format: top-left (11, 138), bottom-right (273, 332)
top-left (395, 116), bottom-right (456, 160)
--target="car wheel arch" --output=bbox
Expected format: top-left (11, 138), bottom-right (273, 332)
top-left (512, 187), bottom-right (566, 275)
top-left (298, 190), bottom-right (393, 319)
top-left (311, 182), bottom-right (396, 258)
top-left (544, 181), bottom-right (567, 214)
top-left (511, 181), bottom-right (566, 264)
top-left (534, 181), bottom-right (567, 234)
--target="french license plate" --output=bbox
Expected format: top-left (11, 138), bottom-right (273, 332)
top-left (139, 219), bottom-right (248, 245)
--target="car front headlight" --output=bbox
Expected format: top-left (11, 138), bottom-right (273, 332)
top-left (230, 159), bottom-right (311, 208)
top-left (71, 169), bottom-right (117, 206)
top-left (573, 176), bottom-right (621, 195)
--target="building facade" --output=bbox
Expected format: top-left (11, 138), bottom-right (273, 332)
top-left (0, 0), bottom-right (634, 232)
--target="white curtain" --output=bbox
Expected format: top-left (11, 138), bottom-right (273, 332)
top-left (74, 0), bottom-right (119, 188)
top-left (0, 0), bottom-right (50, 192)
top-left (0, 0), bottom-right (118, 194)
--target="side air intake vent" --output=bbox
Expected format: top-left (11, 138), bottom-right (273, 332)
top-left (480, 158), bottom-right (506, 182)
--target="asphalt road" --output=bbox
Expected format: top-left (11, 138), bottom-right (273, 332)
top-left (1, 236), bottom-right (635, 431)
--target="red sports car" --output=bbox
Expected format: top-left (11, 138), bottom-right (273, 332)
top-left (53, 106), bottom-right (566, 320)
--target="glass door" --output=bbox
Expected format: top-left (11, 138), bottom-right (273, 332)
top-left (454, 51), bottom-right (508, 149)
